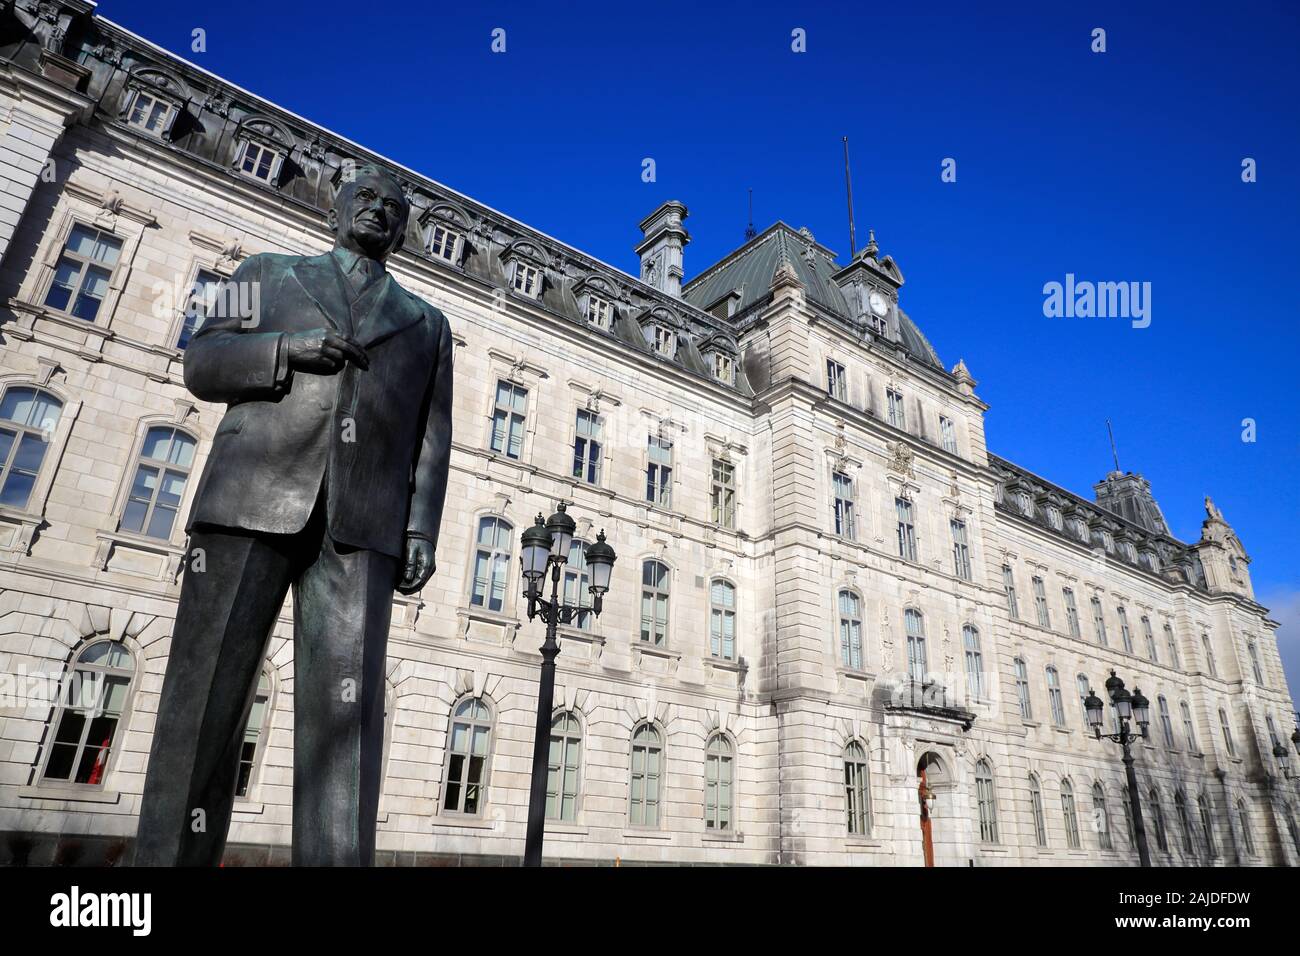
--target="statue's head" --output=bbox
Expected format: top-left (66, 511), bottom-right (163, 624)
top-left (328, 164), bottom-right (410, 261)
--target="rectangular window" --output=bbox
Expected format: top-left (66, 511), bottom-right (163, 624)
top-left (586, 294), bottom-right (611, 328)
top-left (939, 415), bottom-right (957, 454)
top-left (647, 324), bottom-right (675, 356)
top-left (572, 409), bottom-right (602, 484)
top-left (43, 224), bottom-right (123, 322)
top-left (489, 380), bottom-right (528, 460)
top-left (833, 472), bottom-right (855, 540)
top-left (238, 141), bottom-right (279, 182)
top-left (1091, 597), bottom-right (1108, 646)
top-left (826, 359), bottom-right (847, 401)
top-left (709, 580), bottom-right (736, 660)
top-left (177, 268), bottom-right (223, 349)
top-left (710, 458), bottom-right (736, 529)
top-left (950, 519), bottom-right (971, 580)
top-left (511, 262), bottom-right (541, 297)
top-left (426, 223), bottom-right (461, 262)
top-left (645, 436), bottom-right (673, 508)
top-left (1003, 565), bottom-right (1019, 619)
top-left (886, 389), bottom-right (906, 429)
top-left (1143, 617), bottom-right (1158, 662)
top-left (1165, 624), bottom-right (1181, 670)
top-left (1032, 576), bottom-right (1051, 629)
top-left (895, 497), bottom-right (917, 562)
top-left (126, 90), bottom-right (173, 134)
top-left (1063, 587), bottom-right (1081, 639)
top-left (1118, 606), bottom-right (1134, 653)
top-left (713, 352), bottom-right (735, 385)
top-left (1046, 668), bottom-right (1065, 726)
top-left (1014, 658), bottom-right (1032, 720)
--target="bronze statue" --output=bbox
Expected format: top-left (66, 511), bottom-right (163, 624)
top-left (133, 166), bottom-right (453, 866)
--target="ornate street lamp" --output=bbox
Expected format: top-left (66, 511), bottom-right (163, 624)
top-left (520, 503), bottom-right (616, 867)
top-left (1088, 670), bottom-right (1153, 867)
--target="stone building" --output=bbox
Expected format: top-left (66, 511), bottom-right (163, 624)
top-left (0, 2), bottom-right (1296, 866)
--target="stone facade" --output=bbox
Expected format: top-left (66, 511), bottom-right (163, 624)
top-left (0, 2), bottom-right (1296, 867)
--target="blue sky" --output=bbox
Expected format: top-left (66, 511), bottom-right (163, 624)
top-left (107, 0), bottom-right (1300, 694)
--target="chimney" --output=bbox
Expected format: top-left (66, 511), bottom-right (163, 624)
top-left (635, 200), bottom-right (689, 296)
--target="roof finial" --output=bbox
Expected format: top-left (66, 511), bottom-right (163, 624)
top-left (863, 228), bottom-right (878, 259)
top-left (744, 188), bottom-right (756, 241)
top-left (1106, 418), bottom-right (1121, 474)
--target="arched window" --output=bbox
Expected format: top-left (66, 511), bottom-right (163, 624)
top-left (709, 579), bottom-right (736, 660)
top-left (1218, 707), bottom-right (1236, 756)
top-left (640, 560), bottom-right (670, 646)
top-left (975, 759), bottom-right (998, 843)
top-left (1045, 666), bottom-right (1065, 727)
top-left (1014, 657), bottom-right (1032, 720)
top-left (0, 386), bottom-right (63, 510)
top-left (1180, 701), bottom-right (1198, 753)
top-left (561, 539), bottom-right (593, 631)
top-left (442, 697), bottom-right (493, 816)
top-left (1236, 799), bottom-right (1255, 856)
top-left (1158, 696), bottom-right (1175, 748)
top-left (119, 425), bottom-right (196, 539)
top-left (1149, 788), bottom-right (1169, 852)
top-left (1198, 791), bottom-right (1218, 858)
top-left (1202, 633), bottom-right (1217, 676)
top-left (838, 590), bottom-right (862, 670)
top-left (40, 640), bottom-right (134, 785)
top-left (469, 516), bottom-right (513, 612)
top-left (1061, 778), bottom-right (1081, 849)
top-left (1174, 791), bottom-right (1194, 855)
top-left (962, 625), bottom-right (984, 701)
top-left (1091, 596), bottom-right (1108, 646)
top-left (547, 711), bottom-right (582, 822)
top-left (629, 722), bottom-right (663, 827)
top-left (704, 734), bottom-right (734, 831)
top-left (235, 669), bottom-right (273, 797)
top-left (843, 741), bottom-right (871, 835)
top-left (904, 608), bottom-right (927, 682)
top-left (1092, 782), bottom-right (1112, 850)
top-left (1028, 773), bottom-right (1047, 846)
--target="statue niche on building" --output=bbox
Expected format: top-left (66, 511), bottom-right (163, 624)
top-left (133, 165), bottom-right (454, 866)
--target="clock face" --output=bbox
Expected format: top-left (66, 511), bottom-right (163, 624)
top-left (869, 290), bottom-right (889, 317)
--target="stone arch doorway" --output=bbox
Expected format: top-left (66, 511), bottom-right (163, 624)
top-left (917, 752), bottom-right (949, 867)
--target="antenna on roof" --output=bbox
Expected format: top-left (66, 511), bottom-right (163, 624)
top-left (842, 136), bottom-right (857, 258)
top-left (745, 188), bottom-right (756, 240)
top-left (1106, 418), bottom-right (1121, 473)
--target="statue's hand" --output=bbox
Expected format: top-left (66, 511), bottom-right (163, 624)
top-left (396, 535), bottom-right (435, 594)
top-left (285, 328), bottom-right (369, 373)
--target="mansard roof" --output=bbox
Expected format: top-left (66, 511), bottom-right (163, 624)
top-left (682, 222), bottom-right (946, 371)
top-left (2, 7), bottom-right (754, 396)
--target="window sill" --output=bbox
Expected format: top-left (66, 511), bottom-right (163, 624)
top-left (232, 801), bottom-right (265, 815)
top-left (622, 828), bottom-right (672, 841)
top-left (706, 656), bottom-right (744, 673)
top-left (17, 784), bottom-right (121, 805)
top-left (845, 837), bottom-right (882, 849)
top-left (93, 528), bottom-right (186, 581)
top-left (432, 815), bottom-right (499, 831)
top-left (702, 830), bottom-right (744, 843)
top-left (545, 823), bottom-right (589, 836)
top-left (461, 605), bottom-right (520, 629)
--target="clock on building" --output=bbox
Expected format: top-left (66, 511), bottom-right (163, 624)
top-left (869, 290), bottom-right (889, 317)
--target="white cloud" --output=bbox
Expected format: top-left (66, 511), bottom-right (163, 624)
top-left (1260, 586), bottom-right (1300, 704)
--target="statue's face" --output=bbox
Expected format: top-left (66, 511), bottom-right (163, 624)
top-left (332, 172), bottom-right (409, 259)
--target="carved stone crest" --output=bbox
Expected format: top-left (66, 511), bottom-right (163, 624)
top-left (886, 441), bottom-right (915, 477)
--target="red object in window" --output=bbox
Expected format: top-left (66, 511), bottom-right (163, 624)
top-left (87, 736), bottom-right (111, 785)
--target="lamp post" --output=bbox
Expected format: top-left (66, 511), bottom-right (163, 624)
top-left (1084, 669), bottom-right (1152, 867)
top-left (519, 503), bottom-right (616, 867)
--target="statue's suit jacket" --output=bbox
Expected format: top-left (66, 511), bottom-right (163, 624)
top-left (183, 251), bottom-right (453, 559)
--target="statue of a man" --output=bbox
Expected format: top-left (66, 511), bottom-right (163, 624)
top-left (133, 165), bottom-right (453, 866)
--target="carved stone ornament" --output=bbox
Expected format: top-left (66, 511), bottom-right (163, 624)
top-left (886, 441), bottom-right (915, 478)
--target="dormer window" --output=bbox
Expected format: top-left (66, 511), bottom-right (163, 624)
top-left (586, 294), bottom-right (611, 329)
top-left (125, 90), bottom-right (176, 136)
top-left (511, 262), bottom-right (542, 297)
top-left (646, 324), bottom-right (675, 357)
top-left (237, 141), bottom-right (281, 183)
top-left (712, 352), bottom-right (735, 385)
top-left (425, 222), bottom-right (462, 263)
